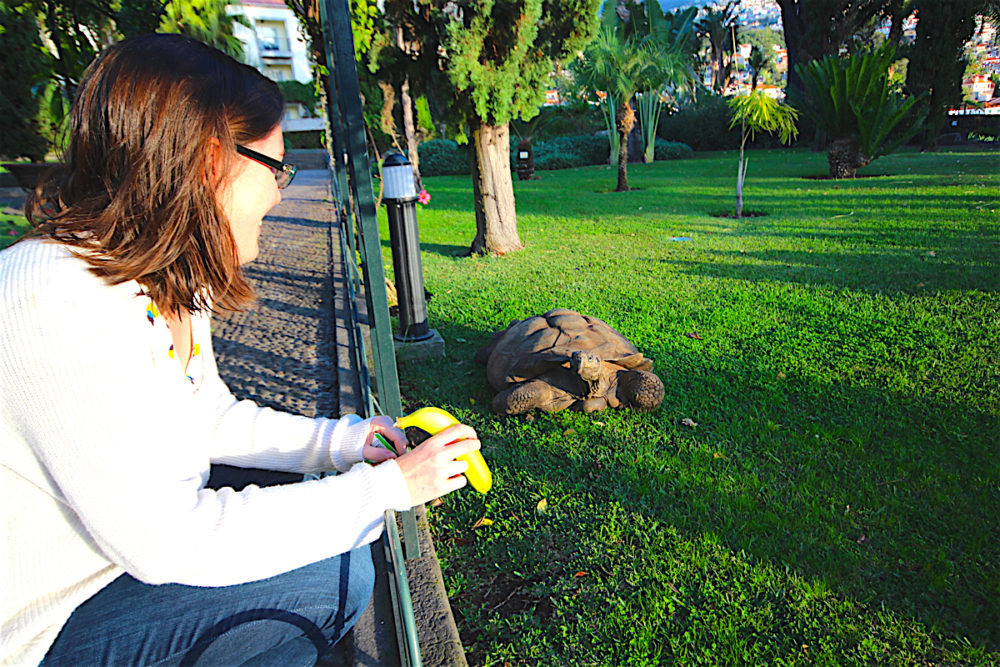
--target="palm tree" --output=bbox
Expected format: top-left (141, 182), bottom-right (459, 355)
top-left (573, 26), bottom-right (684, 191)
top-left (696, 1), bottom-right (739, 94)
top-left (795, 45), bottom-right (924, 178)
top-left (632, 4), bottom-right (700, 162)
top-left (160, 0), bottom-right (248, 60)
top-left (728, 91), bottom-right (798, 217)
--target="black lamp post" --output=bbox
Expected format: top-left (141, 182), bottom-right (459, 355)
top-left (382, 152), bottom-right (432, 342)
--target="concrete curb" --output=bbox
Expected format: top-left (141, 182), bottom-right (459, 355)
top-left (404, 505), bottom-right (468, 667)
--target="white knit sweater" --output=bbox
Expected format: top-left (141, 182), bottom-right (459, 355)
top-left (0, 239), bottom-right (412, 666)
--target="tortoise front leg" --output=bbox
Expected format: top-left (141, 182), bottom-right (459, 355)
top-left (576, 396), bottom-right (608, 413)
top-left (492, 380), bottom-right (576, 415)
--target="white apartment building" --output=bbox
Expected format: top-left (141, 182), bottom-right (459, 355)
top-left (228, 0), bottom-right (322, 131)
top-left (229, 0), bottom-right (311, 82)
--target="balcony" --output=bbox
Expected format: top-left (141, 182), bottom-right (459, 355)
top-left (256, 30), bottom-right (291, 57)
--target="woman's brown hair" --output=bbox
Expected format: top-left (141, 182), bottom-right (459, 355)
top-left (27, 33), bottom-right (285, 314)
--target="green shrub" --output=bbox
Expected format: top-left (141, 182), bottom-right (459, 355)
top-left (540, 134), bottom-right (609, 165)
top-left (653, 139), bottom-right (694, 160)
top-left (534, 149), bottom-right (587, 170)
top-left (418, 139), bottom-right (470, 176)
top-left (658, 94), bottom-right (739, 150)
top-left (277, 80), bottom-right (318, 115)
top-left (284, 130), bottom-right (325, 150)
top-left (0, 6), bottom-right (50, 160)
top-left (520, 134), bottom-right (609, 171)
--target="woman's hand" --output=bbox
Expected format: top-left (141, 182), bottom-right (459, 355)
top-left (395, 424), bottom-right (481, 507)
top-left (362, 416), bottom-right (408, 463)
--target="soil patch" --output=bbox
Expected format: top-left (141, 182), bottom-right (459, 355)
top-left (710, 209), bottom-right (769, 219)
top-left (594, 186), bottom-right (644, 193)
top-left (802, 173), bottom-right (891, 180)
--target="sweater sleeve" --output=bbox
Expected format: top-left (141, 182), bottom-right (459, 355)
top-left (9, 260), bottom-right (412, 586)
top-left (196, 323), bottom-right (371, 474)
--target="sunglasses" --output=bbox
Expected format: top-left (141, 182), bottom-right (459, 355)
top-left (235, 144), bottom-right (297, 189)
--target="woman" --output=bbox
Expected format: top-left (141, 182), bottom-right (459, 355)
top-left (0, 34), bottom-right (479, 666)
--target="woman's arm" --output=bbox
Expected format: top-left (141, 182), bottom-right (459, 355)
top-left (9, 260), bottom-right (411, 586)
top-left (196, 314), bottom-right (402, 473)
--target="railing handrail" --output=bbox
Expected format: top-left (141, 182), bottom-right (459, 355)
top-left (319, 1), bottom-right (423, 665)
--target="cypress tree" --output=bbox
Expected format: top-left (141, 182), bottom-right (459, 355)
top-left (442, 0), bottom-right (599, 255)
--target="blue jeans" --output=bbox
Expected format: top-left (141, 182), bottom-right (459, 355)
top-left (41, 467), bottom-right (374, 666)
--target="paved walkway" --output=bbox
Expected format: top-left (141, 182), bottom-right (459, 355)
top-left (211, 170), bottom-right (341, 418)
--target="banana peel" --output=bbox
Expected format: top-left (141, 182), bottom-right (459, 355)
top-left (396, 407), bottom-right (492, 494)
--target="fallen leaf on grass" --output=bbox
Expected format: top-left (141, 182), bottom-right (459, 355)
top-left (713, 452), bottom-right (725, 459)
top-left (856, 534), bottom-right (867, 544)
top-left (685, 332), bottom-right (703, 340)
top-left (927, 251), bottom-right (937, 257)
top-left (777, 371), bottom-right (786, 380)
top-left (536, 498), bottom-right (548, 513)
top-left (430, 498), bottom-right (444, 508)
top-left (573, 571), bottom-right (588, 578)
top-left (472, 517), bottom-right (494, 529)
top-left (563, 428), bottom-right (577, 436)
top-left (593, 421), bottom-right (605, 427)
top-left (680, 418), bottom-right (698, 429)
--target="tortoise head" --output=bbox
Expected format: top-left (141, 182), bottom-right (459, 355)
top-left (617, 370), bottom-right (665, 411)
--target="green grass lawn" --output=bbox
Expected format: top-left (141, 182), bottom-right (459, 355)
top-left (383, 147), bottom-right (1000, 665)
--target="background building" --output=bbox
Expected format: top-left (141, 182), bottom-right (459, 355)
top-left (228, 0), bottom-right (323, 134)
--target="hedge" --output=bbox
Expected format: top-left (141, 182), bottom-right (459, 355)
top-left (418, 133), bottom-right (692, 177)
top-left (418, 139), bottom-right (471, 177)
top-left (658, 94), bottom-right (782, 151)
top-left (653, 139), bottom-right (695, 160)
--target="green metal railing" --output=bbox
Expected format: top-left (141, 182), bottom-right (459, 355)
top-left (319, 1), bottom-right (422, 664)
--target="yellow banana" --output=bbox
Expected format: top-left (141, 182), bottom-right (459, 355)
top-left (395, 407), bottom-right (492, 494)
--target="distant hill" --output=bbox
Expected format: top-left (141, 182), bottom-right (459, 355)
top-left (597, 1), bottom-right (718, 13)
top-left (657, 0), bottom-right (712, 9)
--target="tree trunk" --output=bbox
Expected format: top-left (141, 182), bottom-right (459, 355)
top-left (888, 12), bottom-right (905, 46)
top-left (469, 120), bottom-right (523, 256)
top-left (827, 137), bottom-right (869, 178)
top-left (400, 75), bottom-right (422, 190)
top-left (775, 0), bottom-right (804, 99)
top-left (735, 142), bottom-right (746, 218)
top-left (615, 101), bottom-right (635, 192)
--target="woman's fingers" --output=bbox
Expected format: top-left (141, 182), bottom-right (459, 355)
top-left (395, 424), bottom-right (480, 506)
top-left (367, 416), bottom-right (408, 456)
top-left (379, 425), bottom-right (408, 453)
top-left (425, 424), bottom-right (478, 449)
top-left (364, 446), bottom-right (398, 463)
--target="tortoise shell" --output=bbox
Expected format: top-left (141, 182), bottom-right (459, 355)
top-left (480, 309), bottom-right (651, 391)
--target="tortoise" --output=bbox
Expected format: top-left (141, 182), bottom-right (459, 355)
top-left (475, 308), bottom-right (665, 415)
